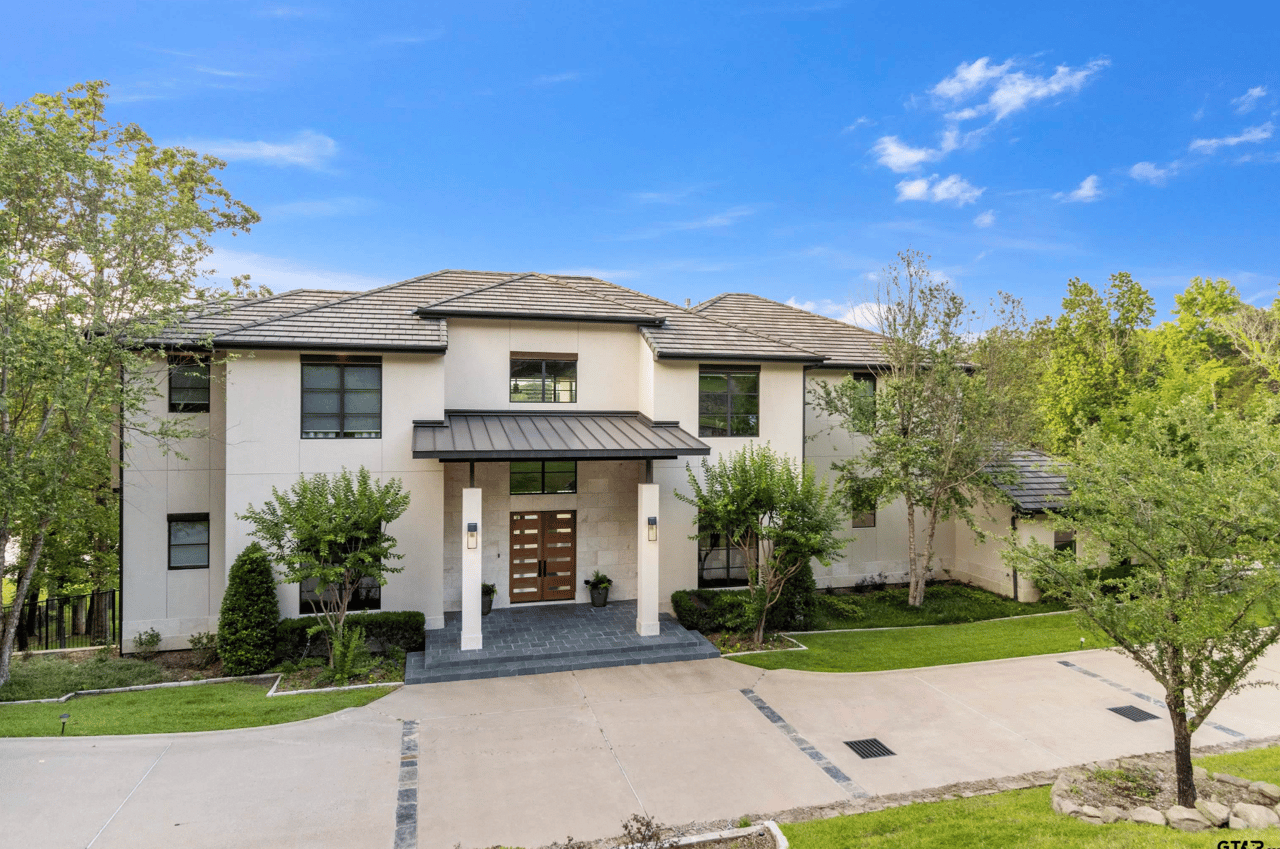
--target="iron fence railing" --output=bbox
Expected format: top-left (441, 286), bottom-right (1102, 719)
top-left (5, 589), bottom-right (118, 651)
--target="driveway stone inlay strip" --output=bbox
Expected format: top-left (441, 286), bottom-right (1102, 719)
top-left (395, 720), bottom-right (419, 849)
top-left (1056, 660), bottom-right (1246, 738)
top-left (740, 688), bottom-right (870, 798)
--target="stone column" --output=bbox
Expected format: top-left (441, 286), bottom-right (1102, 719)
top-left (460, 487), bottom-right (483, 650)
top-left (636, 482), bottom-right (661, 637)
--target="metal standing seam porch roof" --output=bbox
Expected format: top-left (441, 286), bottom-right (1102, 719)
top-left (411, 411), bottom-right (711, 461)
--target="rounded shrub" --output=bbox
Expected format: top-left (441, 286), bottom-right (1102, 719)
top-left (217, 542), bottom-right (280, 675)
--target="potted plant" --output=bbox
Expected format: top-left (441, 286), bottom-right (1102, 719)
top-left (584, 571), bottom-right (612, 607)
top-left (481, 582), bottom-right (497, 615)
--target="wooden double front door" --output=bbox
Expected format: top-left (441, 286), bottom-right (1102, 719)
top-left (509, 510), bottom-right (577, 602)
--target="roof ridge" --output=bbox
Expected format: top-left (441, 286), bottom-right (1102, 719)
top-left (683, 293), bottom-right (825, 357)
top-left (551, 275), bottom-right (682, 312)
top-left (698, 292), bottom-right (889, 341)
top-left (417, 272), bottom-right (535, 310)
top-left (547, 275), bottom-right (665, 321)
top-left (215, 269), bottom-right (455, 337)
top-left (693, 292), bottom-right (731, 311)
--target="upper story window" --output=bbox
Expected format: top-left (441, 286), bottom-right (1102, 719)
top-left (169, 355), bottom-right (210, 413)
top-left (510, 460), bottom-right (577, 495)
top-left (698, 366), bottom-right (759, 437)
top-left (510, 353), bottom-right (577, 403)
top-left (301, 355), bottom-right (382, 439)
top-left (168, 513), bottom-right (210, 570)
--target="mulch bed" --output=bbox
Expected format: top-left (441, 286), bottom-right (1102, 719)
top-left (707, 633), bottom-right (799, 654)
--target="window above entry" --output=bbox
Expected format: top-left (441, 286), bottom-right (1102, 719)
top-left (699, 366), bottom-right (759, 437)
top-left (169, 354), bottom-right (210, 413)
top-left (510, 352), bottom-right (577, 403)
top-left (301, 355), bottom-right (382, 439)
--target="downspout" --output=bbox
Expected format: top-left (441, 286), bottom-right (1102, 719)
top-left (1009, 513), bottom-right (1018, 603)
top-left (118, 363), bottom-right (125, 654)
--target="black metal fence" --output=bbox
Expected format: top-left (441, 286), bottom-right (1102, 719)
top-left (6, 589), bottom-right (118, 651)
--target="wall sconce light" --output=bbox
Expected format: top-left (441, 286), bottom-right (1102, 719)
top-left (466, 522), bottom-right (478, 549)
top-left (647, 516), bottom-right (658, 542)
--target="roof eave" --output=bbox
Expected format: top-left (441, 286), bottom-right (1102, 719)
top-left (414, 307), bottom-right (665, 327)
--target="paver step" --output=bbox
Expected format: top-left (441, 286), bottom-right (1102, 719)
top-left (405, 642), bottom-right (721, 684)
top-left (414, 634), bottom-right (713, 672)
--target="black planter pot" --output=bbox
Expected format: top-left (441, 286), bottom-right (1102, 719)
top-left (481, 594), bottom-right (494, 616)
top-left (589, 585), bottom-right (610, 607)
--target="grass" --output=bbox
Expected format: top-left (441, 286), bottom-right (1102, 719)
top-left (0, 681), bottom-right (392, 736)
top-left (730, 612), bottom-right (1110, 673)
top-left (782, 746), bottom-right (1280, 849)
top-left (0, 651), bottom-right (175, 701)
top-left (815, 582), bottom-right (1069, 630)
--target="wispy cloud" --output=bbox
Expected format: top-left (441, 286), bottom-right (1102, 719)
top-left (255, 5), bottom-right (328, 19)
top-left (784, 296), bottom-right (882, 330)
top-left (932, 57), bottom-right (1013, 100)
top-left (933, 56), bottom-right (1109, 122)
top-left (1189, 121), bottom-right (1274, 154)
top-left (619, 206), bottom-right (759, 240)
top-left (531, 71), bottom-right (581, 86)
top-left (872, 130), bottom-right (958, 173)
top-left (267, 197), bottom-right (375, 218)
top-left (629, 185), bottom-right (706, 204)
top-left (192, 65), bottom-right (254, 78)
top-left (551, 267), bottom-right (639, 281)
top-left (203, 249), bottom-right (386, 293)
top-left (973, 209), bottom-right (996, 228)
top-left (841, 116), bottom-right (875, 133)
top-left (1236, 151), bottom-right (1280, 164)
top-left (180, 130), bottom-right (338, 169)
top-left (373, 30), bottom-right (445, 45)
top-left (1129, 160), bottom-right (1180, 185)
top-left (895, 174), bottom-right (984, 206)
top-left (1054, 174), bottom-right (1101, 203)
top-left (1232, 85), bottom-right (1267, 115)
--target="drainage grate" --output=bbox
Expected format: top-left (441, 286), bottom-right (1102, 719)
top-left (1109, 705), bottom-right (1159, 722)
top-left (844, 738), bottom-right (895, 759)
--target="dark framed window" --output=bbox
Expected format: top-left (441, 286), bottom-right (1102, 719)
top-left (510, 460), bottom-right (577, 495)
top-left (510, 353), bottom-right (577, 403)
top-left (697, 523), bottom-right (753, 588)
top-left (168, 513), bottom-right (210, 570)
top-left (852, 509), bottom-right (876, 529)
top-left (300, 576), bottom-right (381, 613)
top-left (301, 355), bottom-right (382, 439)
top-left (699, 366), bottom-right (759, 437)
top-left (1055, 530), bottom-right (1077, 555)
top-left (169, 355), bottom-right (210, 413)
top-left (846, 374), bottom-right (876, 432)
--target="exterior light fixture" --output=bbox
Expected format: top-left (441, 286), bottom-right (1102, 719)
top-left (60, 713), bottom-right (70, 735)
top-left (647, 516), bottom-right (658, 542)
top-left (466, 522), bottom-right (478, 550)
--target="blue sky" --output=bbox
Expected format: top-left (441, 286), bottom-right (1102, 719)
top-left (4, 1), bottom-right (1278, 327)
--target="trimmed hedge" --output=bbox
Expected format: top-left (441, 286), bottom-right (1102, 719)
top-left (672, 565), bottom-right (819, 634)
top-left (275, 610), bottom-right (426, 661)
top-left (217, 543), bottom-right (280, 675)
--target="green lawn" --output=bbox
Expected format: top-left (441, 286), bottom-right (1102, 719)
top-left (782, 746), bottom-right (1280, 849)
top-left (0, 652), bottom-right (175, 702)
top-left (816, 582), bottom-right (1069, 630)
top-left (732, 612), bottom-right (1110, 672)
top-left (0, 681), bottom-right (392, 736)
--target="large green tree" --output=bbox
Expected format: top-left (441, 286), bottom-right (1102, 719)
top-left (0, 82), bottom-right (258, 685)
top-left (1003, 400), bottom-right (1280, 807)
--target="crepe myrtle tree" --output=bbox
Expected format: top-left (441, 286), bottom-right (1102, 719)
top-left (239, 467), bottom-right (410, 665)
top-left (1002, 399), bottom-right (1280, 808)
top-left (677, 444), bottom-right (845, 643)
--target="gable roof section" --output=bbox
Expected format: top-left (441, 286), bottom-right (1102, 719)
top-left (416, 273), bottom-right (665, 325)
top-left (692, 292), bottom-right (887, 368)
top-left (992, 449), bottom-right (1070, 513)
top-left (150, 288), bottom-right (355, 347)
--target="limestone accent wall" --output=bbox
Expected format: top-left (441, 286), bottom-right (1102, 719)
top-left (443, 460), bottom-right (643, 612)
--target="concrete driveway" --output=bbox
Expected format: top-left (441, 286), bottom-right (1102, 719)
top-left (4, 646), bottom-right (1280, 849)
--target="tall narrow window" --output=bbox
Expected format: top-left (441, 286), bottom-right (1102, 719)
top-left (301, 355), bottom-right (382, 439)
top-left (510, 461), bottom-right (578, 494)
top-left (169, 355), bottom-right (210, 413)
top-left (698, 366), bottom-right (759, 437)
top-left (510, 354), bottom-right (577, 403)
top-left (168, 513), bottom-right (210, 570)
top-left (697, 523), bottom-right (752, 588)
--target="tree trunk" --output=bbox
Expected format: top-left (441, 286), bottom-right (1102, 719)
top-left (1167, 689), bottom-right (1198, 807)
top-left (906, 503), bottom-right (924, 607)
top-left (0, 521), bottom-right (52, 686)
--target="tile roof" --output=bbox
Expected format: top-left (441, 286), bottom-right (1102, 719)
top-left (412, 411), bottom-right (710, 460)
top-left (416, 273), bottom-right (665, 325)
top-left (692, 292), bottom-right (888, 367)
top-left (149, 289), bottom-right (355, 346)
top-left (991, 449), bottom-right (1070, 512)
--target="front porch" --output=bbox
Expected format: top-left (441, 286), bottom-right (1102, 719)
top-left (404, 600), bottom-right (719, 684)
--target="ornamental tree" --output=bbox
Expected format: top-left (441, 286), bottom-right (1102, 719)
top-left (1002, 400), bottom-right (1280, 807)
top-left (239, 467), bottom-right (410, 664)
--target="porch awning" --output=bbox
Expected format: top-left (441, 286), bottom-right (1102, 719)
top-left (412, 411), bottom-right (711, 461)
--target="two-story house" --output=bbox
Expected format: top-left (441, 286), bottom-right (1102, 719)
top-left (124, 270), bottom-right (1060, 651)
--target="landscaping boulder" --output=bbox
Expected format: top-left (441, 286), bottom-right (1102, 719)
top-left (1215, 772), bottom-right (1254, 789)
top-left (1051, 796), bottom-right (1082, 816)
top-left (1076, 805), bottom-right (1104, 825)
top-left (1165, 806), bottom-right (1213, 832)
top-left (1193, 765), bottom-right (1209, 783)
top-left (1099, 806), bottom-right (1127, 824)
top-left (1195, 799), bottom-right (1230, 827)
top-left (1230, 802), bottom-right (1280, 830)
top-left (1250, 781), bottom-right (1280, 803)
top-left (1129, 806), bottom-right (1167, 827)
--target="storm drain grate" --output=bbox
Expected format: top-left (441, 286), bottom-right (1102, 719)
top-left (1109, 705), bottom-right (1159, 722)
top-left (844, 738), bottom-right (895, 759)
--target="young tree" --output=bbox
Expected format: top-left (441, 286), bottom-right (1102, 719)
top-left (678, 444), bottom-right (845, 643)
top-left (1002, 400), bottom-right (1280, 807)
top-left (811, 250), bottom-right (1020, 607)
top-left (239, 467), bottom-right (410, 664)
top-left (217, 543), bottom-right (280, 676)
top-left (0, 82), bottom-right (258, 685)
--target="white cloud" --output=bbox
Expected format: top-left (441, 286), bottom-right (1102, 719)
top-left (551, 267), bottom-right (639, 281)
top-left (619, 206), bottom-right (759, 240)
top-left (203, 249), bottom-right (386, 293)
top-left (531, 71), bottom-right (581, 86)
top-left (784, 297), bottom-right (883, 330)
top-left (182, 130), bottom-right (338, 169)
top-left (1129, 161), bottom-right (1178, 185)
top-left (629, 185), bottom-right (705, 204)
top-left (973, 209), bottom-right (996, 228)
top-left (895, 173), bottom-right (984, 206)
top-left (192, 66), bottom-right (254, 78)
top-left (842, 116), bottom-right (875, 133)
top-left (267, 197), bottom-right (375, 217)
top-left (1189, 121), bottom-right (1274, 154)
top-left (872, 129), bottom-right (959, 172)
top-left (931, 57), bottom-right (1013, 100)
top-left (1232, 86), bottom-right (1267, 115)
top-left (1055, 174), bottom-right (1101, 203)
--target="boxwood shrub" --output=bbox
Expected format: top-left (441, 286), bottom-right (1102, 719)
top-left (217, 543), bottom-right (280, 675)
top-left (672, 563), bottom-right (819, 634)
top-left (276, 610), bottom-right (426, 661)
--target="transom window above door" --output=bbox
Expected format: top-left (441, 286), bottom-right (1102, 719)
top-left (510, 353), bottom-right (577, 403)
top-left (510, 460), bottom-right (578, 495)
